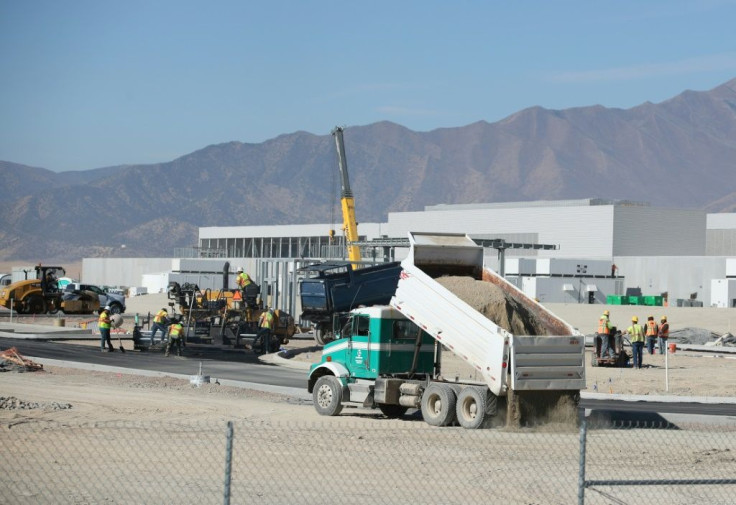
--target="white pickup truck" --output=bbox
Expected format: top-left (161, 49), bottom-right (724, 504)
top-left (308, 232), bottom-right (585, 429)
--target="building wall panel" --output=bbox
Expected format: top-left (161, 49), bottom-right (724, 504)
top-left (613, 207), bottom-right (705, 256)
top-left (385, 205), bottom-right (615, 259)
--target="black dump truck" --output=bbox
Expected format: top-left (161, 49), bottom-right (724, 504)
top-left (298, 261), bottom-right (402, 345)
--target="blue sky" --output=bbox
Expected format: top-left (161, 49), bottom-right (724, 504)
top-left (2, 1), bottom-right (735, 172)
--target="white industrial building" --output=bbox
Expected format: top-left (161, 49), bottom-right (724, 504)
top-left (82, 199), bottom-right (736, 309)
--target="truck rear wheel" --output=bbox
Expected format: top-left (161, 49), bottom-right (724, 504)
top-left (314, 327), bottom-right (326, 346)
top-left (456, 387), bottom-right (494, 429)
top-left (421, 384), bottom-right (456, 427)
top-left (313, 376), bottom-right (343, 416)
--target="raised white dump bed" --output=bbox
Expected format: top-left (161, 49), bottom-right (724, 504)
top-left (390, 232), bottom-right (585, 397)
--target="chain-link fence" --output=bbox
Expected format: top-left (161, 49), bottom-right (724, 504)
top-left (1, 416), bottom-right (734, 504)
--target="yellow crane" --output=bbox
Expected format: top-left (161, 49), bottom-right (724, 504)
top-left (331, 126), bottom-right (361, 267)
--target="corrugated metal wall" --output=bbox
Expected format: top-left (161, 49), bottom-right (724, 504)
top-left (613, 207), bottom-right (706, 256)
top-left (612, 256), bottom-right (728, 305)
top-left (706, 230), bottom-right (736, 256)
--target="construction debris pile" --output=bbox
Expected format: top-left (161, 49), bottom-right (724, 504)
top-left (0, 347), bottom-right (44, 372)
top-left (437, 276), bottom-right (549, 336)
top-left (0, 396), bottom-right (72, 411)
top-left (669, 328), bottom-right (736, 347)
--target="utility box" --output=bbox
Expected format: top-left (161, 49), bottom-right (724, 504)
top-left (710, 279), bottom-right (736, 308)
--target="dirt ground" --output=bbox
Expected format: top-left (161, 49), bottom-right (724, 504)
top-left (1, 293), bottom-right (735, 504)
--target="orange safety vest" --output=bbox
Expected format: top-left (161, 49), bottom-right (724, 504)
top-left (645, 320), bottom-right (658, 337)
top-left (597, 316), bottom-right (610, 335)
top-left (659, 322), bottom-right (669, 338)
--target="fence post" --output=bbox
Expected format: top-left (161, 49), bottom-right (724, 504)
top-left (224, 421), bottom-right (233, 505)
top-left (578, 413), bottom-right (587, 505)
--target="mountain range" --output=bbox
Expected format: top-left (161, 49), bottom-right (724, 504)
top-left (2, 78), bottom-right (735, 262)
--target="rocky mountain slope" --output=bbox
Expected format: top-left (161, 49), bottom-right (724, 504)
top-left (1, 78), bottom-right (735, 261)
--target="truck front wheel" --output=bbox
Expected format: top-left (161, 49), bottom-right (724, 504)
top-left (313, 376), bottom-right (343, 416)
top-left (421, 384), bottom-right (457, 427)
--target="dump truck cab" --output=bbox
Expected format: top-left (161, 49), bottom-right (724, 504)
top-left (314, 306), bottom-right (435, 380)
top-left (308, 306), bottom-right (437, 417)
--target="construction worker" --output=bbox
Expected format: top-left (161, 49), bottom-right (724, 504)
top-left (254, 307), bottom-right (275, 354)
top-left (165, 318), bottom-right (184, 357)
top-left (99, 306), bottom-right (114, 352)
top-left (625, 316), bottom-right (645, 369)
top-left (645, 315), bottom-right (658, 355)
top-left (45, 269), bottom-right (59, 292)
top-left (236, 267), bottom-right (254, 305)
top-left (658, 315), bottom-right (670, 355)
top-left (150, 308), bottom-right (169, 343)
top-left (236, 267), bottom-right (252, 288)
top-left (596, 310), bottom-right (615, 359)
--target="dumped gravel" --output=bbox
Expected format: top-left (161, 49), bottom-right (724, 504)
top-left (436, 276), bottom-right (549, 335)
top-left (0, 396), bottom-right (72, 411)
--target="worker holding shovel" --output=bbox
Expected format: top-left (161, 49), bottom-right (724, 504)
top-left (99, 306), bottom-right (114, 352)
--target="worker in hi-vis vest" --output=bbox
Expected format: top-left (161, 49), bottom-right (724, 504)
top-left (625, 316), bottom-right (645, 369)
top-left (254, 307), bottom-right (275, 354)
top-left (150, 308), bottom-right (169, 342)
top-left (165, 318), bottom-right (184, 357)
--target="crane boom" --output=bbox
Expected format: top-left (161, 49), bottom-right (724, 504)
top-left (332, 126), bottom-right (361, 266)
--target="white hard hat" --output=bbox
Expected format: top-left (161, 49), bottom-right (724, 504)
top-left (104, 305), bottom-right (111, 310)
top-left (237, 267), bottom-right (243, 272)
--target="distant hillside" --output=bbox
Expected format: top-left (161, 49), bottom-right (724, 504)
top-left (1, 78), bottom-right (735, 261)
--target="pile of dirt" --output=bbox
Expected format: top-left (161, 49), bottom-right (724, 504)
top-left (437, 276), bottom-right (549, 335)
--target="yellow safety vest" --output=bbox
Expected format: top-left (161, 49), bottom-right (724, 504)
top-left (259, 311), bottom-right (274, 329)
top-left (627, 324), bottom-right (645, 343)
top-left (154, 310), bottom-right (167, 324)
top-left (237, 272), bottom-right (252, 287)
top-left (169, 323), bottom-right (183, 338)
top-left (98, 312), bottom-right (111, 329)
